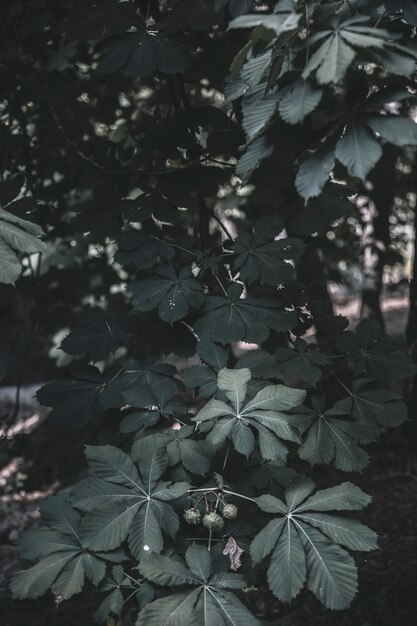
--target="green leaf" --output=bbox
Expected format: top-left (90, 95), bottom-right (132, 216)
top-left (99, 32), bottom-right (187, 77)
top-left (11, 552), bottom-right (77, 599)
top-left (217, 368), bottom-right (251, 411)
top-left (17, 530), bottom-right (78, 560)
top-left (197, 339), bottom-right (228, 369)
top-left (303, 30), bottom-right (356, 85)
top-left (37, 366), bottom-right (105, 429)
top-left (228, 8), bottom-right (300, 36)
top-left (40, 494), bottom-right (82, 540)
top-left (241, 83), bottom-right (280, 141)
top-left (128, 502), bottom-right (164, 556)
top-left (295, 141), bottom-right (336, 202)
top-left (185, 544), bottom-right (212, 582)
top-left (115, 230), bottom-right (175, 269)
top-left (85, 445), bottom-right (142, 489)
top-left (294, 482), bottom-right (371, 513)
top-left (366, 114), bottom-right (417, 147)
top-left (242, 385), bottom-right (305, 413)
top-left (139, 553), bottom-right (202, 587)
top-left (251, 480), bottom-right (373, 609)
top-left (302, 16), bottom-right (395, 85)
top-left (51, 554), bottom-right (86, 599)
top-left (296, 522), bottom-right (358, 609)
top-left (194, 372), bottom-right (301, 459)
top-left (131, 435), bottom-right (168, 492)
top-left (296, 513), bottom-right (378, 551)
top-left (167, 435), bottom-right (212, 475)
top-left (275, 339), bottom-right (329, 386)
top-left (182, 365), bottom-right (217, 397)
top-left (296, 404), bottom-right (370, 472)
top-left (80, 503), bottom-right (139, 551)
top-left (236, 135), bottom-right (274, 181)
top-left (267, 520), bottom-right (306, 602)
top-left (231, 217), bottom-right (304, 285)
top-left (138, 590), bottom-right (202, 626)
top-left (278, 79), bottom-right (323, 125)
top-left (335, 120), bottom-right (383, 180)
top-left (131, 265), bottom-right (203, 323)
top-left (61, 310), bottom-right (128, 361)
top-left (194, 287), bottom-right (297, 345)
top-left (250, 517), bottom-right (286, 563)
top-left (336, 319), bottom-right (416, 381)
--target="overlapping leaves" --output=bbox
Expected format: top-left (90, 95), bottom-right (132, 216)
top-left (231, 216), bottom-right (304, 285)
top-left (71, 438), bottom-right (189, 558)
top-left (138, 544), bottom-right (261, 626)
top-left (11, 494), bottom-right (122, 600)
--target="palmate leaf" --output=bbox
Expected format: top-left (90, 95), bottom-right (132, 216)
top-left (193, 368), bottom-right (304, 461)
top-left (182, 365), bottom-right (217, 398)
top-left (138, 545), bottom-right (261, 626)
top-left (332, 379), bottom-right (408, 432)
top-left (336, 319), bottom-right (416, 382)
top-left (231, 217), bottom-right (304, 285)
top-left (294, 396), bottom-right (372, 472)
top-left (101, 358), bottom-right (178, 409)
top-left (131, 265), bottom-right (203, 323)
top-left (95, 565), bottom-right (132, 623)
top-left (115, 230), bottom-right (175, 269)
top-left (121, 377), bottom-right (185, 434)
top-left (275, 339), bottom-right (329, 386)
top-left (0, 207), bottom-right (47, 285)
top-left (166, 426), bottom-right (212, 475)
top-left (98, 32), bottom-right (187, 77)
top-left (37, 366), bottom-right (107, 429)
top-left (251, 480), bottom-right (377, 609)
top-left (194, 284), bottom-right (297, 345)
top-left (302, 15), bottom-right (401, 85)
top-left (72, 440), bottom-right (189, 558)
top-left (60, 309), bottom-right (128, 362)
top-left (11, 494), bottom-right (110, 601)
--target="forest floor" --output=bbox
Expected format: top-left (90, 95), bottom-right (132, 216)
top-left (1, 295), bottom-right (416, 626)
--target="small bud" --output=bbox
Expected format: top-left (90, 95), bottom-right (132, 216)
top-left (184, 509), bottom-right (201, 525)
top-left (222, 503), bottom-right (238, 519)
top-left (203, 512), bottom-right (224, 531)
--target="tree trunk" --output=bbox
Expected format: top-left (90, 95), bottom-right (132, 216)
top-left (358, 196), bottom-right (390, 329)
top-left (406, 207), bottom-right (417, 412)
top-left (359, 150), bottom-right (396, 330)
top-left (297, 244), bottom-right (334, 318)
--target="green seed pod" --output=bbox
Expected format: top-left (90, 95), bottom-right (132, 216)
top-left (203, 512), bottom-right (224, 531)
top-left (222, 503), bottom-right (238, 519)
top-left (184, 509), bottom-right (201, 525)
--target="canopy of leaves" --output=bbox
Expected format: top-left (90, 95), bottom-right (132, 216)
top-left (5, 0), bottom-right (417, 623)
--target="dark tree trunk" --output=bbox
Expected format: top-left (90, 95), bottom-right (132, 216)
top-left (297, 244), bottom-right (334, 318)
top-left (406, 208), bottom-right (417, 412)
top-left (358, 196), bottom-right (390, 329)
top-left (359, 150), bottom-right (397, 331)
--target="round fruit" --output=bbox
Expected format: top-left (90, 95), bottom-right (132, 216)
top-left (203, 512), bottom-right (224, 531)
top-left (184, 509), bottom-right (201, 525)
top-left (222, 503), bottom-right (238, 519)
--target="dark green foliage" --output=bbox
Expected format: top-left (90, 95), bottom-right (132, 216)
top-left (5, 0), bottom-right (417, 624)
